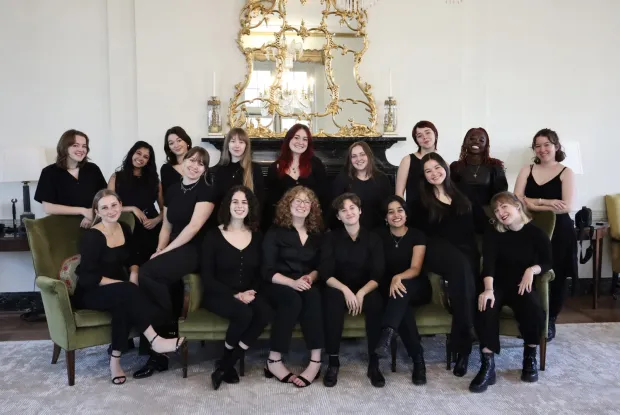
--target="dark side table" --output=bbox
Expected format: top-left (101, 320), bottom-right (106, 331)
top-left (576, 223), bottom-right (609, 309)
top-left (0, 233), bottom-right (30, 252)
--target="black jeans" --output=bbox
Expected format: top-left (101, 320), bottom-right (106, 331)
top-left (323, 286), bottom-right (383, 356)
top-left (202, 294), bottom-right (273, 347)
top-left (475, 286), bottom-right (545, 353)
top-left (381, 277), bottom-right (432, 357)
top-left (263, 284), bottom-right (324, 353)
top-left (423, 237), bottom-right (478, 355)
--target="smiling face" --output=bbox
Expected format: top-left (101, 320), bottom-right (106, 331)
top-left (494, 201), bottom-right (522, 228)
top-left (68, 135), bottom-right (88, 164)
top-left (423, 159), bottom-right (446, 186)
top-left (230, 191), bottom-right (248, 220)
top-left (464, 130), bottom-right (487, 155)
top-left (167, 134), bottom-right (189, 157)
top-left (96, 195), bottom-right (122, 224)
top-left (289, 129), bottom-right (309, 155)
top-left (228, 135), bottom-right (247, 160)
top-left (337, 199), bottom-right (361, 226)
top-left (533, 135), bottom-right (558, 163)
top-left (350, 145), bottom-right (368, 173)
top-left (290, 191), bottom-right (312, 219)
top-left (132, 147), bottom-right (151, 170)
top-left (183, 154), bottom-right (206, 180)
top-left (414, 127), bottom-right (436, 150)
top-left (386, 201), bottom-right (406, 228)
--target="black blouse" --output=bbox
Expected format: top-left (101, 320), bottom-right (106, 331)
top-left (330, 171), bottom-right (392, 230)
top-left (160, 163), bottom-right (183, 194)
top-left (266, 156), bottom-right (328, 209)
top-left (482, 222), bottom-right (552, 288)
top-left (74, 222), bottom-right (137, 294)
top-left (164, 177), bottom-right (215, 245)
top-left (201, 228), bottom-right (263, 298)
top-left (411, 200), bottom-right (476, 249)
top-left (213, 161), bottom-right (265, 206)
top-left (262, 226), bottom-right (322, 282)
top-left (375, 226), bottom-right (426, 280)
top-left (115, 173), bottom-right (159, 218)
top-left (319, 227), bottom-right (384, 290)
top-left (34, 162), bottom-right (107, 209)
top-left (405, 154), bottom-right (424, 202)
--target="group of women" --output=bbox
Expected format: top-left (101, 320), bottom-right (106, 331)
top-left (34, 121), bottom-right (575, 393)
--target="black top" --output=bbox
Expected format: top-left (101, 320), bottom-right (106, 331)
top-left (319, 227), bottom-right (384, 290)
top-left (164, 177), bottom-right (215, 245)
top-left (160, 163), bottom-right (183, 194)
top-left (262, 226), bottom-right (322, 281)
top-left (450, 162), bottom-right (508, 234)
top-left (331, 171), bottom-right (392, 230)
top-left (201, 228), bottom-right (263, 298)
top-left (482, 222), bottom-right (552, 288)
top-left (266, 156), bottom-right (328, 210)
top-left (34, 162), bottom-right (107, 209)
top-left (115, 173), bottom-right (159, 218)
top-left (213, 161), bottom-right (265, 208)
top-left (523, 165), bottom-right (573, 233)
top-left (411, 200), bottom-right (476, 249)
top-left (405, 154), bottom-right (424, 202)
top-left (74, 222), bottom-right (137, 295)
top-left (375, 226), bottom-right (426, 280)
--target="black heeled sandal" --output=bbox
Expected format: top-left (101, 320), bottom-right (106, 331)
top-left (110, 354), bottom-right (127, 385)
top-left (294, 359), bottom-right (322, 388)
top-left (149, 334), bottom-right (186, 354)
top-left (264, 358), bottom-right (295, 383)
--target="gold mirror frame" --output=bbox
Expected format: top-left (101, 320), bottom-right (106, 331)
top-left (228, 0), bottom-right (380, 138)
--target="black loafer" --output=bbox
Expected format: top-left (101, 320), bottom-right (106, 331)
top-left (133, 353), bottom-right (169, 379)
top-left (323, 365), bottom-right (339, 387)
top-left (223, 367), bottom-right (240, 384)
top-left (367, 362), bottom-right (385, 388)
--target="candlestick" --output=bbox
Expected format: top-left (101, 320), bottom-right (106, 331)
top-left (212, 72), bottom-right (217, 97)
top-left (389, 69), bottom-right (393, 97)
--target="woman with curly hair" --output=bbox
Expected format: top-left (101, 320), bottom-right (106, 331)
top-left (201, 186), bottom-right (272, 390)
top-left (450, 128), bottom-right (508, 233)
top-left (262, 186), bottom-right (324, 388)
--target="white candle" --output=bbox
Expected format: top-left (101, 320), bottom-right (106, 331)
top-left (212, 72), bottom-right (217, 97)
top-left (389, 68), bottom-right (393, 97)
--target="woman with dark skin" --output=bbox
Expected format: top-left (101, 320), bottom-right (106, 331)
top-left (450, 128), bottom-right (508, 234)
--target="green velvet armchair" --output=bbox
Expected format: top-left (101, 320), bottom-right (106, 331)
top-left (604, 194), bottom-right (620, 298)
top-left (24, 213), bottom-right (135, 386)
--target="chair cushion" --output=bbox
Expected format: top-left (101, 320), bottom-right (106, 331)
top-left (73, 309), bottom-right (112, 328)
top-left (58, 255), bottom-right (81, 295)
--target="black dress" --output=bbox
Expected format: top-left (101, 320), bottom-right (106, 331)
top-left (160, 163), bottom-right (182, 195)
top-left (450, 161), bottom-right (508, 234)
top-left (330, 171), bottom-right (392, 230)
top-left (200, 228), bottom-right (272, 347)
top-left (376, 226), bottom-right (431, 358)
top-left (114, 172), bottom-right (161, 264)
top-left (73, 223), bottom-right (156, 352)
top-left (404, 154), bottom-right (424, 202)
top-left (523, 165), bottom-right (577, 319)
top-left (34, 162), bottom-right (107, 208)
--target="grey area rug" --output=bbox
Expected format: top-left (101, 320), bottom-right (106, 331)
top-left (0, 323), bottom-right (619, 415)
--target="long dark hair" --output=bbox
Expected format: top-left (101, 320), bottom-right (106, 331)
top-left (218, 185), bottom-right (260, 231)
top-left (116, 141), bottom-right (159, 195)
top-left (453, 127), bottom-right (504, 169)
top-left (532, 128), bottom-right (566, 164)
top-left (219, 128), bottom-right (255, 191)
top-left (276, 124), bottom-right (314, 178)
top-left (56, 129), bottom-right (90, 169)
top-left (164, 126), bottom-right (192, 165)
top-left (419, 153), bottom-right (471, 222)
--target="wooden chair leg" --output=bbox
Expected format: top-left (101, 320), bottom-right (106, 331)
top-left (540, 336), bottom-right (547, 371)
top-left (51, 343), bottom-right (61, 364)
top-left (239, 351), bottom-right (245, 377)
top-left (182, 341), bottom-right (189, 378)
top-left (391, 338), bottom-right (397, 373)
top-left (66, 350), bottom-right (75, 386)
top-left (445, 335), bottom-right (451, 370)
top-left (611, 272), bottom-right (619, 296)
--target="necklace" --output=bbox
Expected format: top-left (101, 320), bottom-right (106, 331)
top-left (469, 163), bottom-right (482, 178)
top-left (101, 224), bottom-right (120, 238)
top-left (180, 178), bottom-right (199, 194)
top-left (390, 232), bottom-right (405, 248)
top-left (290, 165), bottom-right (298, 175)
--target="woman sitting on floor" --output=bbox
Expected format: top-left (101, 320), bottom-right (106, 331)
top-left (470, 191), bottom-right (549, 393)
top-left (73, 190), bottom-right (185, 385)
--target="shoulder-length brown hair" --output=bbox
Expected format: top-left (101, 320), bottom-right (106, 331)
top-left (274, 186), bottom-right (323, 233)
top-left (344, 141), bottom-right (381, 180)
top-left (219, 128), bottom-right (255, 191)
top-left (532, 128), bottom-right (566, 164)
top-left (56, 129), bottom-right (90, 169)
top-left (91, 189), bottom-right (122, 226)
top-left (218, 185), bottom-right (260, 231)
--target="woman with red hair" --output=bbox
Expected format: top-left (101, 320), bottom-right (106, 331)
top-left (264, 124), bottom-right (327, 227)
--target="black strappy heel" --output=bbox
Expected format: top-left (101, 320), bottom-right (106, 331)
top-left (294, 359), bottom-right (322, 388)
top-left (149, 334), bottom-right (186, 354)
top-left (264, 358), bottom-right (294, 383)
top-left (110, 354), bottom-right (127, 385)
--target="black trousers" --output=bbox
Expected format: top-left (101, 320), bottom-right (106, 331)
top-left (74, 282), bottom-right (156, 352)
top-left (423, 237), bottom-right (478, 355)
top-left (475, 286), bottom-right (545, 354)
top-left (381, 277), bottom-right (432, 357)
top-left (323, 286), bottom-right (383, 356)
top-left (139, 244), bottom-right (199, 321)
top-left (263, 284), bottom-right (324, 353)
top-left (202, 294), bottom-right (273, 347)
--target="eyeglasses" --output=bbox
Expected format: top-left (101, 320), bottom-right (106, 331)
top-left (293, 198), bottom-right (312, 206)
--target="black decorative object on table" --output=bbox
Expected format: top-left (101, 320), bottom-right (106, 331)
top-left (11, 198), bottom-right (18, 234)
top-left (19, 181), bottom-right (36, 234)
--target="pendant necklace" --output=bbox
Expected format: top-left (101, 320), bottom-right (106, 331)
top-left (469, 163), bottom-right (481, 178)
top-left (390, 232), bottom-right (405, 248)
top-left (180, 179), bottom-right (199, 194)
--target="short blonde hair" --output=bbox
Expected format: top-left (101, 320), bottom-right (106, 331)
top-left (490, 191), bottom-right (531, 233)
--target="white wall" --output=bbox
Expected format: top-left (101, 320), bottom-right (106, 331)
top-left (1, 0), bottom-right (619, 291)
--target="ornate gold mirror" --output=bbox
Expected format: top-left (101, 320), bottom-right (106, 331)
top-left (229, 0), bottom-right (380, 137)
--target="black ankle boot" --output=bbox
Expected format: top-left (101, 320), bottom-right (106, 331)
top-left (216, 348), bottom-right (240, 384)
top-left (211, 348), bottom-right (242, 390)
top-left (374, 327), bottom-right (396, 359)
top-left (367, 355), bottom-right (385, 388)
top-left (412, 351), bottom-right (426, 385)
top-left (132, 352), bottom-right (169, 379)
top-left (521, 346), bottom-right (538, 383)
top-left (453, 353), bottom-right (470, 377)
top-left (547, 317), bottom-right (557, 342)
top-left (323, 355), bottom-right (340, 388)
top-left (469, 352), bottom-right (496, 393)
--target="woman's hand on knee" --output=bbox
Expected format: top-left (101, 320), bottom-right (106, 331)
top-left (478, 290), bottom-right (495, 311)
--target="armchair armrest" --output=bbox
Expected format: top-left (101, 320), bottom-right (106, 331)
top-left (35, 276), bottom-right (77, 350)
top-left (181, 273), bottom-right (203, 320)
top-left (535, 270), bottom-right (555, 335)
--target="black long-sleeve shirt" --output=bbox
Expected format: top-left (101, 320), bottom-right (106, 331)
top-left (213, 161), bottom-right (265, 206)
top-left (74, 223), bottom-right (138, 295)
top-left (319, 227), bottom-right (384, 290)
top-left (266, 156), bottom-right (328, 210)
top-left (34, 162), bottom-right (107, 209)
top-left (261, 226), bottom-right (322, 282)
top-left (201, 228), bottom-right (263, 298)
top-left (410, 200), bottom-right (477, 250)
top-left (482, 222), bottom-right (552, 289)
